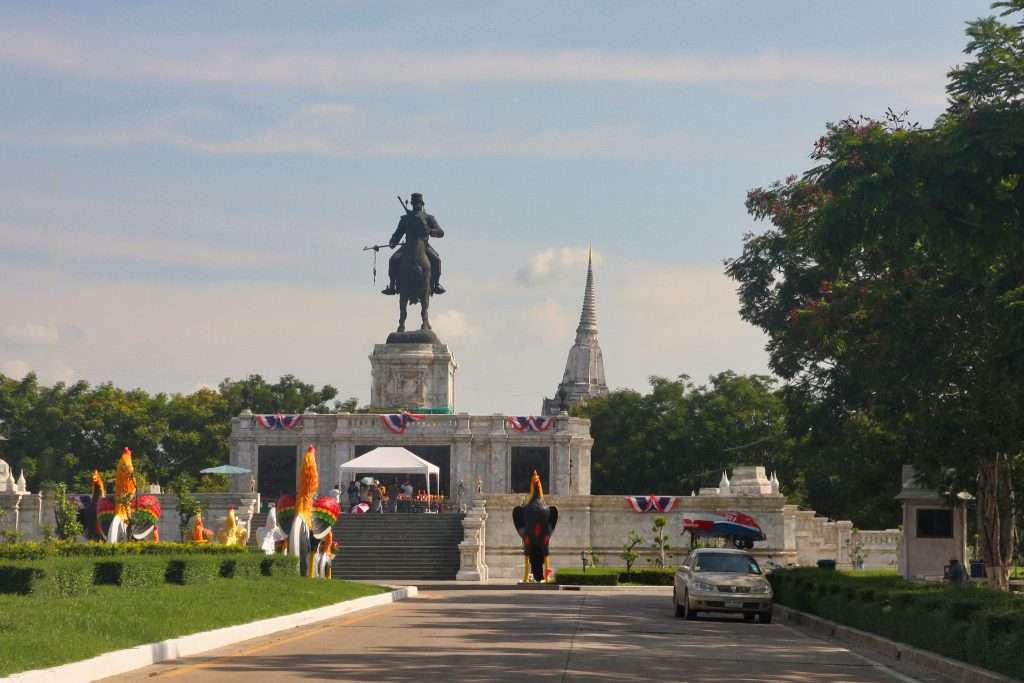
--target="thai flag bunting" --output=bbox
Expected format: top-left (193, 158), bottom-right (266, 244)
top-left (254, 413), bottom-right (304, 431)
top-left (625, 495), bottom-right (680, 513)
top-left (506, 416), bottom-right (556, 432)
top-left (380, 411), bottom-right (425, 434)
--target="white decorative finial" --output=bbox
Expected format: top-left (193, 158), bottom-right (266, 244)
top-left (16, 470), bottom-right (26, 494)
top-left (719, 470), bottom-right (731, 495)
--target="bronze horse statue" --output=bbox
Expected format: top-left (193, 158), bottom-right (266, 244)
top-left (397, 215), bottom-right (433, 333)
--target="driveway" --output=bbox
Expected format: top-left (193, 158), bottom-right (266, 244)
top-left (104, 587), bottom-right (952, 682)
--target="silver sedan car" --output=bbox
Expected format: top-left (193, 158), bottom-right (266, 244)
top-left (673, 547), bottom-right (773, 623)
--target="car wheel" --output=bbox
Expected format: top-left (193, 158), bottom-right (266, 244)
top-left (683, 591), bottom-right (697, 621)
top-left (743, 613), bottom-right (755, 622)
top-left (758, 611), bottom-right (773, 624)
top-left (673, 589), bottom-right (685, 618)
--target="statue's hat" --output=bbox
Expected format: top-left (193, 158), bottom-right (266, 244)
top-left (410, 192), bottom-right (424, 203)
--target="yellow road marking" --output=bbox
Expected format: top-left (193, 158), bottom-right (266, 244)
top-left (157, 608), bottom-right (381, 678)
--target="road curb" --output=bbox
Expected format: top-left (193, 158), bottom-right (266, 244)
top-left (2, 586), bottom-right (417, 683)
top-left (774, 603), bottom-right (1014, 683)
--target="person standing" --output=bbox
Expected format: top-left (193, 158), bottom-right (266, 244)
top-left (371, 481), bottom-right (384, 514)
top-left (346, 480), bottom-right (360, 512)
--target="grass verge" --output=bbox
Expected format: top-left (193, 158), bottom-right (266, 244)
top-left (0, 578), bottom-right (389, 676)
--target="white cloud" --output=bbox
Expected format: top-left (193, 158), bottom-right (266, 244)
top-left (432, 310), bottom-right (484, 343)
top-left (0, 324), bottom-right (60, 346)
top-left (0, 359), bottom-right (32, 380)
top-left (522, 300), bottom-right (576, 347)
top-left (0, 31), bottom-right (949, 94)
top-left (516, 247), bottom-right (600, 285)
top-left (0, 221), bottom-right (284, 271)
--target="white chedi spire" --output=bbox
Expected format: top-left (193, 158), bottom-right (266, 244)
top-left (719, 470), bottom-right (731, 495)
top-left (770, 472), bottom-right (781, 494)
top-left (542, 247), bottom-right (609, 415)
top-left (6, 470), bottom-right (16, 493)
top-left (16, 470), bottom-right (26, 494)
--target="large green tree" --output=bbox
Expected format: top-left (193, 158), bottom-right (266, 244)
top-left (0, 372), bottom-right (345, 491)
top-left (726, 1), bottom-right (1024, 588)
top-left (577, 372), bottom-right (796, 498)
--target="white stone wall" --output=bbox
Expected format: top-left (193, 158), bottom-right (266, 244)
top-left (481, 491), bottom-right (793, 580)
top-left (229, 412), bottom-right (593, 497)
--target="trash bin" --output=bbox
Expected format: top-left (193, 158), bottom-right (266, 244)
top-left (817, 559), bottom-right (837, 570)
top-left (970, 560), bottom-right (987, 579)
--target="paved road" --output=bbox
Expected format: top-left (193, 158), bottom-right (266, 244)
top-left (105, 588), bottom-right (952, 683)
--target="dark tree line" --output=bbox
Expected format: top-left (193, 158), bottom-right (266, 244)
top-left (0, 373), bottom-right (354, 491)
top-left (575, 372), bottom-right (902, 530)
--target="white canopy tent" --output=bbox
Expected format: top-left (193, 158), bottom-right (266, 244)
top-left (339, 447), bottom-right (441, 499)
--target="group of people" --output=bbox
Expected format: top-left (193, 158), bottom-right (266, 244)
top-left (331, 478), bottom-right (416, 514)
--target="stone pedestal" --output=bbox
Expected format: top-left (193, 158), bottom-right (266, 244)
top-left (369, 340), bottom-right (457, 410)
top-left (457, 498), bottom-right (489, 582)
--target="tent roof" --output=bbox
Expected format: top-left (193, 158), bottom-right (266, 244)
top-left (339, 447), bottom-right (439, 476)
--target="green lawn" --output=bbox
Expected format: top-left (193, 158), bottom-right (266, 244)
top-left (0, 578), bottom-right (389, 676)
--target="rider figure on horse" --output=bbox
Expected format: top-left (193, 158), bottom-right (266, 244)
top-left (382, 193), bottom-right (446, 296)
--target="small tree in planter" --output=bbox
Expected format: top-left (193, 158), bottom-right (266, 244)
top-left (846, 528), bottom-right (867, 569)
top-left (53, 482), bottom-right (84, 541)
top-left (649, 516), bottom-right (671, 568)
top-left (621, 530), bottom-right (644, 579)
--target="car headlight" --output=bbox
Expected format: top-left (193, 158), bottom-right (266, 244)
top-left (693, 580), bottom-right (717, 592)
top-left (751, 582), bottom-right (772, 594)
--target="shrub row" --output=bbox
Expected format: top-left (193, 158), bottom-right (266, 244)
top-left (0, 541), bottom-right (251, 561)
top-left (555, 567), bottom-right (675, 586)
top-left (0, 554), bottom-right (299, 597)
top-left (769, 568), bottom-right (1024, 680)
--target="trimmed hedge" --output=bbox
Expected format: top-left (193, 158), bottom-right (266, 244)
top-left (0, 541), bottom-right (251, 561)
top-left (556, 568), bottom-right (619, 585)
top-left (166, 556), bottom-right (224, 585)
top-left (627, 568), bottom-right (675, 585)
top-left (95, 557), bottom-right (167, 589)
top-left (0, 552), bottom-right (298, 596)
top-left (262, 555), bottom-right (299, 577)
top-left (770, 568), bottom-right (1024, 680)
top-left (0, 558), bottom-right (95, 597)
top-left (555, 567), bottom-right (675, 586)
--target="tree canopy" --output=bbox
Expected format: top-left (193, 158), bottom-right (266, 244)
top-left (0, 372), bottom-right (351, 490)
top-left (726, 0), bottom-right (1024, 587)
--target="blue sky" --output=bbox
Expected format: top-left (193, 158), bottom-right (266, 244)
top-left (0, 1), bottom-right (996, 413)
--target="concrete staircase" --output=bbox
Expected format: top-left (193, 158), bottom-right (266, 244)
top-left (246, 512), bottom-right (268, 549)
top-left (332, 513), bottom-right (465, 580)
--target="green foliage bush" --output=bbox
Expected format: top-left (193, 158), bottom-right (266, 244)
top-left (220, 554), bottom-right (266, 579)
top-left (0, 541), bottom-right (251, 561)
top-left (554, 567), bottom-right (675, 585)
top-left (1, 552), bottom-right (294, 596)
top-left (555, 568), bottom-right (619, 585)
top-left (165, 556), bottom-right (224, 585)
top-left (770, 568), bottom-right (1024, 679)
top-left (627, 568), bottom-right (675, 585)
top-left (95, 557), bottom-right (167, 589)
top-left (0, 558), bottom-right (95, 597)
top-left (261, 555), bottom-right (299, 577)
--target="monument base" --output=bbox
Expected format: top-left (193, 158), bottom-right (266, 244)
top-left (370, 339), bottom-right (457, 411)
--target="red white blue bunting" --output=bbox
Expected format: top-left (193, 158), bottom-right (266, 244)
top-left (254, 414), bottom-right (304, 431)
top-left (625, 495), bottom-right (680, 513)
top-left (379, 411), bottom-right (424, 434)
top-left (506, 416), bottom-right (555, 432)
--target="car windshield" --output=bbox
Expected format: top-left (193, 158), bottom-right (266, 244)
top-left (694, 553), bottom-right (761, 574)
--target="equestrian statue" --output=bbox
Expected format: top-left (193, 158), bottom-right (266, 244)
top-left (377, 193), bottom-right (446, 333)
